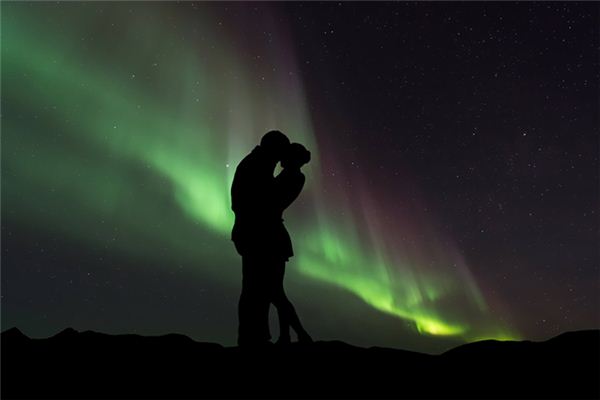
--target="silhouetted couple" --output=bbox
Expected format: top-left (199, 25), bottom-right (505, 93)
top-left (231, 130), bottom-right (313, 347)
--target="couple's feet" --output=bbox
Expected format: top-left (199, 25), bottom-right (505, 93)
top-left (276, 332), bottom-right (313, 346)
top-left (238, 338), bottom-right (273, 348)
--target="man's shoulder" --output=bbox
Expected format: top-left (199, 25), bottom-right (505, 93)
top-left (237, 147), bottom-right (263, 168)
top-left (234, 148), bottom-right (257, 174)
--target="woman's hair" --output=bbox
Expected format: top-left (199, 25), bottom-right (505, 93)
top-left (282, 142), bottom-right (311, 168)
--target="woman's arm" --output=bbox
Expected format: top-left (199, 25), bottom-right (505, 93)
top-left (275, 172), bottom-right (305, 211)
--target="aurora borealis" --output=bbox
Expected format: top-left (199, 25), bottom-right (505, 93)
top-left (2, 2), bottom-right (598, 352)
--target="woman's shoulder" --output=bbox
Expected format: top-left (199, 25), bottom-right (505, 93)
top-left (288, 169), bottom-right (305, 182)
top-left (278, 168), bottom-right (304, 178)
top-left (275, 169), bottom-right (304, 188)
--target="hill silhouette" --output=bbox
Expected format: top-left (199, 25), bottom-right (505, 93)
top-left (2, 327), bottom-right (598, 399)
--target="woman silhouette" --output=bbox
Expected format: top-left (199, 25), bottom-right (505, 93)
top-left (271, 142), bottom-right (313, 344)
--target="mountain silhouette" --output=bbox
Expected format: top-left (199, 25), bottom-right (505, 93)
top-left (2, 328), bottom-right (598, 399)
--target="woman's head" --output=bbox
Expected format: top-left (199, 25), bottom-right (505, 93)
top-left (281, 142), bottom-right (311, 169)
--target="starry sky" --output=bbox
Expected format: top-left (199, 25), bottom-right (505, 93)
top-left (1, 2), bottom-right (598, 353)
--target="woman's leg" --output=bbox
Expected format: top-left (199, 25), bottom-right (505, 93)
top-left (272, 261), bottom-right (312, 343)
top-left (274, 295), bottom-right (312, 343)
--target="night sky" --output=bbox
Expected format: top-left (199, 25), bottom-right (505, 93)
top-left (2, 2), bottom-right (598, 353)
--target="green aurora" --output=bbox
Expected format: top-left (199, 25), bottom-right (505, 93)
top-left (2, 3), bottom-right (516, 343)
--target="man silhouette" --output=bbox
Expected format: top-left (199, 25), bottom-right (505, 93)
top-left (231, 130), bottom-right (290, 346)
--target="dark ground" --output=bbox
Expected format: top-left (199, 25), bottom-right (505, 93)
top-left (2, 327), bottom-right (599, 399)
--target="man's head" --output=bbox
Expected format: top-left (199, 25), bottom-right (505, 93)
top-left (281, 142), bottom-right (311, 169)
top-left (260, 130), bottom-right (290, 161)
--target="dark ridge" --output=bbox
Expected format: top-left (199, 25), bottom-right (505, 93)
top-left (547, 329), bottom-right (600, 343)
top-left (49, 327), bottom-right (79, 339)
top-left (1, 327), bottom-right (28, 341)
top-left (2, 328), bottom-right (598, 399)
top-left (443, 329), bottom-right (600, 358)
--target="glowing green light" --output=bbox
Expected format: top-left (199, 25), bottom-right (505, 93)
top-left (2, 3), bottom-right (516, 342)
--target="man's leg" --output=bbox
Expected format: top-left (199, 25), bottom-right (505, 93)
top-left (238, 255), bottom-right (271, 346)
top-left (253, 256), bottom-right (272, 343)
top-left (238, 255), bottom-right (255, 345)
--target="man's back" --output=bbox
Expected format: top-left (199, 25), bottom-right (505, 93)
top-left (231, 146), bottom-right (278, 256)
top-left (231, 147), bottom-right (269, 216)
